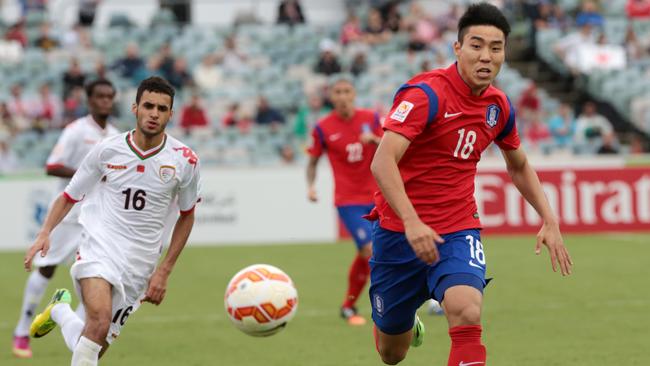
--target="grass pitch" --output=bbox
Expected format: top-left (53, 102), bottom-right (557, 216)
top-left (1, 233), bottom-right (649, 365)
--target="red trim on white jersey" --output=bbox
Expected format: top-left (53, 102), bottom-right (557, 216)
top-left (180, 205), bottom-right (195, 216)
top-left (63, 192), bottom-right (82, 203)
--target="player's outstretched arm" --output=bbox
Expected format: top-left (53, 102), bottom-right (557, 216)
top-left (306, 155), bottom-right (320, 202)
top-left (144, 210), bottom-right (195, 306)
top-left (24, 193), bottom-right (76, 271)
top-left (371, 131), bottom-right (444, 264)
top-left (501, 147), bottom-right (573, 276)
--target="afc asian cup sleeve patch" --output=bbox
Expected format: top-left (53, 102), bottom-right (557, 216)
top-left (390, 101), bottom-right (415, 123)
top-left (486, 104), bottom-right (500, 128)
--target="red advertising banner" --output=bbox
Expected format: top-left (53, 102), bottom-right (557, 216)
top-left (477, 166), bottom-right (650, 234)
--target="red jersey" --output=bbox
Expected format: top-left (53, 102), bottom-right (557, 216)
top-left (371, 63), bottom-right (521, 234)
top-left (308, 109), bottom-right (382, 206)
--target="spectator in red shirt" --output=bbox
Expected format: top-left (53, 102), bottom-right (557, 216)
top-left (5, 20), bottom-right (28, 48)
top-left (626, 0), bottom-right (650, 18)
top-left (179, 94), bottom-right (209, 132)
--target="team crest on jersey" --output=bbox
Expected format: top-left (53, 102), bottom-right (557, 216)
top-left (485, 104), bottom-right (500, 128)
top-left (390, 101), bottom-right (414, 123)
top-left (159, 165), bottom-right (176, 183)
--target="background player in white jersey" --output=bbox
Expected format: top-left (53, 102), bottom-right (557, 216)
top-left (23, 76), bottom-right (201, 366)
top-left (12, 79), bottom-right (120, 359)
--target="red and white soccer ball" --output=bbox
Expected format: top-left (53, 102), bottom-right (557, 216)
top-left (224, 264), bottom-right (298, 337)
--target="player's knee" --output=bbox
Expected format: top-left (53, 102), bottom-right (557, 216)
top-left (447, 303), bottom-right (481, 326)
top-left (378, 345), bottom-right (408, 365)
top-left (85, 313), bottom-right (111, 340)
top-left (38, 265), bottom-right (56, 279)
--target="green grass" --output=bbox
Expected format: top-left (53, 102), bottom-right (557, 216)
top-left (1, 234), bottom-right (649, 365)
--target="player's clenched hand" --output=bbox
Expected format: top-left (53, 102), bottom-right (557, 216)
top-left (307, 186), bottom-right (318, 202)
top-left (536, 221), bottom-right (573, 276)
top-left (404, 218), bottom-right (444, 265)
top-left (143, 269), bottom-right (168, 305)
top-left (24, 233), bottom-right (51, 271)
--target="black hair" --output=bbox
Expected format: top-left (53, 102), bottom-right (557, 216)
top-left (135, 76), bottom-right (175, 108)
top-left (457, 2), bottom-right (511, 43)
top-left (85, 78), bottom-right (115, 98)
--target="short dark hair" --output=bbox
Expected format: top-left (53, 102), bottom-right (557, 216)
top-left (135, 76), bottom-right (175, 108)
top-left (85, 78), bottom-right (115, 98)
top-left (457, 2), bottom-right (511, 43)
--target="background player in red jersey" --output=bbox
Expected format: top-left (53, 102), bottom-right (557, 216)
top-left (306, 78), bottom-right (382, 326)
top-left (367, 3), bottom-right (573, 365)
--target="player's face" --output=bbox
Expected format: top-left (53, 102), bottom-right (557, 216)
top-left (454, 25), bottom-right (506, 94)
top-left (330, 81), bottom-right (356, 114)
top-left (132, 91), bottom-right (173, 138)
top-left (88, 84), bottom-right (115, 119)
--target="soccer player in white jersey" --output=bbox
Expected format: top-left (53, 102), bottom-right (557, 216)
top-left (23, 76), bottom-right (201, 366)
top-left (12, 79), bottom-right (120, 359)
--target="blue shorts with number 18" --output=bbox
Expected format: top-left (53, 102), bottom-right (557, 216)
top-left (369, 222), bottom-right (488, 335)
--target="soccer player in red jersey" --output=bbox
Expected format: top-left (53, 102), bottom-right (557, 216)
top-left (306, 78), bottom-right (382, 326)
top-left (366, 3), bottom-right (573, 365)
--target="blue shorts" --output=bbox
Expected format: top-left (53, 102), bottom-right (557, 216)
top-left (337, 204), bottom-right (374, 250)
top-left (369, 222), bottom-right (488, 335)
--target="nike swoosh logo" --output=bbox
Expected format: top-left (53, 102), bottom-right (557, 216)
top-left (468, 260), bottom-right (484, 269)
top-left (444, 111), bottom-right (462, 118)
top-left (329, 133), bottom-right (341, 141)
top-left (459, 362), bottom-right (484, 366)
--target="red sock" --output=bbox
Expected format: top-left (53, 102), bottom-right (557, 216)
top-left (342, 254), bottom-right (370, 309)
top-left (448, 325), bottom-right (486, 366)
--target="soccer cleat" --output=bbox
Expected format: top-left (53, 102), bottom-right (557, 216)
top-left (12, 335), bottom-right (32, 358)
top-left (427, 299), bottom-right (444, 315)
top-left (340, 306), bottom-right (367, 326)
top-left (29, 288), bottom-right (71, 338)
top-left (410, 315), bottom-right (425, 347)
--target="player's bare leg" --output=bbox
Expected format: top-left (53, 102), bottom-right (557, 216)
top-left (442, 285), bottom-right (486, 366)
top-left (373, 325), bottom-right (412, 365)
top-left (71, 278), bottom-right (112, 365)
top-left (13, 265), bottom-right (57, 358)
top-left (341, 242), bottom-right (372, 325)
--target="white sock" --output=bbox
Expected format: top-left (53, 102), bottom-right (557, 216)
top-left (75, 304), bottom-right (86, 322)
top-left (14, 271), bottom-right (50, 336)
top-left (52, 303), bottom-right (85, 352)
top-left (71, 336), bottom-right (101, 366)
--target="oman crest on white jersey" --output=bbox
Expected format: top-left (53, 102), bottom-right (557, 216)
top-left (159, 165), bottom-right (176, 183)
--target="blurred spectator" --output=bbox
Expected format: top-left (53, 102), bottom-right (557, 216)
top-left (293, 93), bottom-right (330, 140)
top-left (63, 86), bottom-right (87, 123)
top-left (33, 83), bottom-right (63, 129)
top-left (404, 2), bottom-right (437, 51)
top-left (517, 82), bottom-right (541, 130)
top-left (34, 22), bottom-right (59, 51)
top-left (350, 51), bottom-right (367, 76)
top-left (315, 39), bottom-right (342, 76)
top-left (628, 134), bottom-right (648, 154)
top-left (216, 35), bottom-right (248, 72)
top-left (255, 96), bottom-right (285, 126)
top-left (624, 26), bottom-right (649, 62)
top-left (364, 8), bottom-right (391, 44)
top-left (179, 93), bottom-right (209, 131)
top-left (112, 43), bottom-right (145, 82)
top-left (62, 58), bottom-right (87, 99)
top-left (5, 20), bottom-right (28, 48)
top-left (597, 133), bottom-right (619, 154)
top-left (574, 101), bottom-right (615, 152)
top-left (61, 23), bottom-right (82, 50)
top-left (6, 84), bottom-right (30, 131)
top-left (223, 103), bottom-right (254, 133)
top-left (0, 102), bottom-right (16, 136)
top-left (0, 138), bottom-right (18, 174)
top-left (626, 0), bottom-right (650, 18)
top-left (575, 1), bottom-right (604, 28)
top-left (79, 0), bottom-right (101, 26)
top-left (193, 54), bottom-right (222, 92)
top-left (553, 23), bottom-right (597, 74)
top-left (380, 1), bottom-right (402, 33)
top-left (92, 60), bottom-right (108, 79)
top-left (157, 42), bottom-right (176, 81)
top-left (340, 11), bottom-right (364, 45)
top-left (435, 3), bottom-right (463, 35)
top-left (525, 116), bottom-right (552, 152)
top-left (19, 0), bottom-right (46, 17)
top-left (547, 102), bottom-right (575, 149)
top-left (277, 0), bottom-right (305, 26)
top-left (279, 143), bottom-right (295, 164)
top-left (168, 58), bottom-right (193, 90)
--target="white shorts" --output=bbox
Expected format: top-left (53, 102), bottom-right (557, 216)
top-left (70, 231), bottom-right (153, 344)
top-left (33, 221), bottom-right (82, 267)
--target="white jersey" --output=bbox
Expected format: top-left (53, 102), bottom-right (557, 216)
top-left (46, 115), bottom-right (120, 222)
top-left (64, 130), bottom-right (201, 279)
